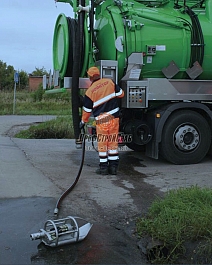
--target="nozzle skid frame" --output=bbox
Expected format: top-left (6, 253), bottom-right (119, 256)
top-left (30, 216), bottom-right (92, 247)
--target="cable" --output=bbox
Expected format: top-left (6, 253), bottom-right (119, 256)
top-left (89, 0), bottom-right (95, 51)
top-left (173, 1), bottom-right (205, 67)
top-left (184, 6), bottom-right (204, 67)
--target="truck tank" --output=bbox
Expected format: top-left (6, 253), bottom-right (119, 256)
top-left (53, 0), bottom-right (212, 81)
top-left (52, 0), bottom-right (212, 165)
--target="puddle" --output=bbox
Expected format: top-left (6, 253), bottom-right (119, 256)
top-left (119, 152), bottom-right (146, 176)
top-left (0, 197), bottom-right (145, 264)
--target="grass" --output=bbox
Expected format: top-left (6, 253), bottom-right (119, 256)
top-left (136, 186), bottom-right (212, 264)
top-left (15, 115), bottom-right (75, 139)
top-left (0, 89), bottom-right (72, 115)
top-left (0, 89), bottom-right (75, 138)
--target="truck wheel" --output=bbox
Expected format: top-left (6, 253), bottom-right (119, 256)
top-left (160, 110), bottom-right (211, 164)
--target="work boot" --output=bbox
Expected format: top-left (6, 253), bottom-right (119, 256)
top-left (108, 165), bottom-right (117, 175)
top-left (95, 167), bottom-right (108, 175)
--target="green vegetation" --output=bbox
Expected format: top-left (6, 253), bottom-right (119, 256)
top-left (0, 89), bottom-right (72, 115)
top-left (0, 59), bottom-right (50, 91)
top-left (31, 66), bottom-right (49, 76)
top-left (15, 116), bottom-right (74, 139)
top-left (0, 60), bottom-right (29, 90)
top-left (0, 89), bottom-right (74, 138)
top-left (137, 186), bottom-right (212, 264)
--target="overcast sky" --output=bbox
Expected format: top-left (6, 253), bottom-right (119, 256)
top-left (0, 0), bottom-right (73, 73)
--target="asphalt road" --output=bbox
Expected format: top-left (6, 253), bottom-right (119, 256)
top-left (1, 115), bottom-right (212, 264)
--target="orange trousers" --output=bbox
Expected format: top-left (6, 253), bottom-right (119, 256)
top-left (96, 117), bottom-right (119, 167)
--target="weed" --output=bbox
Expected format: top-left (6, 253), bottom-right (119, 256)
top-left (137, 186), bottom-right (212, 263)
top-left (15, 116), bottom-right (74, 139)
top-left (0, 90), bottom-right (71, 115)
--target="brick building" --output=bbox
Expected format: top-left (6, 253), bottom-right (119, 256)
top-left (28, 75), bottom-right (43, 91)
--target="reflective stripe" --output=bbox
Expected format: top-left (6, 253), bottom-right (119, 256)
top-left (93, 92), bottom-right (116, 107)
top-left (83, 106), bottom-right (92, 113)
top-left (108, 149), bottom-right (118, 154)
top-left (115, 89), bottom-right (123, 96)
top-left (99, 152), bottom-right (107, 156)
top-left (108, 155), bottom-right (119, 160)
top-left (95, 107), bottom-right (119, 120)
top-left (108, 107), bottom-right (119, 115)
top-left (100, 158), bottom-right (108, 163)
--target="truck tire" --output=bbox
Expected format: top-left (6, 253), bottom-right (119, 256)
top-left (160, 110), bottom-right (211, 164)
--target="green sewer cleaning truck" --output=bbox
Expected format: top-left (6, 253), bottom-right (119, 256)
top-left (52, 0), bottom-right (212, 165)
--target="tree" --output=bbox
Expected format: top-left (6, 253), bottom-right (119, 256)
top-left (31, 67), bottom-right (49, 76)
top-left (0, 60), bottom-right (28, 90)
top-left (0, 60), bottom-right (14, 90)
top-left (19, 70), bottom-right (28, 89)
top-left (0, 60), bottom-right (7, 89)
top-left (5, 65), bottom-right (15, 89)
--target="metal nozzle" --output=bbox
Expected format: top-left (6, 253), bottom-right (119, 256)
top-left (30, 231), bottom-right (45, 241)
top-left (75, 139), bottom-right (83, 149)
top-left (54, 207), bottom-right (59, 215)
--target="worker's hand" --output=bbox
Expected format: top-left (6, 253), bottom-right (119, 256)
top-left (79, 121), bottom-right (85, 130)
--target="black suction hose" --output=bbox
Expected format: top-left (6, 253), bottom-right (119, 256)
top-left (72, 0), bottom-right (85, 141)
top-left (54, 130), bottom-right (86, 215)
top-left (66, 17), bottom-right (77, 77)
top-left (54, 0), bottom-right (86, 216)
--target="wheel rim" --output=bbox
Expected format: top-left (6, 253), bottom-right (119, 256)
top-left (174, 124), bottom-right (200, 151)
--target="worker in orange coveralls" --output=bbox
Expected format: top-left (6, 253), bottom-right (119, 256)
top-left (79, 66), bottom-right (124, 175)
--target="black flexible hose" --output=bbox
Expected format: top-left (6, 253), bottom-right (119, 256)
top-left (72, 0), bottom-right (85, 140)
top-left (174, 2), bottom-right (204, 68)
top-left (89, 0), bottom-right (98, 55)
top-left (54, 131), bottom-right (86, 216)
top-left (66, 18), bottom-right (77, 77)
top-left (54, 0), bottom-right (86, 216)
top-left (186, 6), bottom-right (204, 67)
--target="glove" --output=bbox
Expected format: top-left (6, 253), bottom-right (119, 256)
top-left (79, 121), bottom-right (85, 130)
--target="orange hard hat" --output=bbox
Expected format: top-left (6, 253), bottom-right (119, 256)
top-left (87, 67), bottom-right (100, 77)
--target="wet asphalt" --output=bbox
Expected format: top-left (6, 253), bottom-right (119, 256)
top-left (0, 115), bottom-right (151, 265)
top-left (1, 115), bottom-right (212, 265)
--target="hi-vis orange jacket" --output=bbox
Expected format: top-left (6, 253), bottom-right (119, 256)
top-left (82, 78), bottom-right (124, 123)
